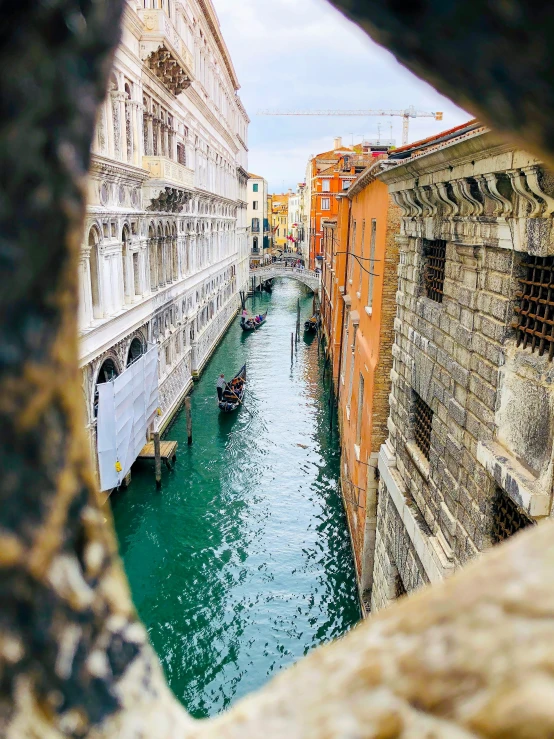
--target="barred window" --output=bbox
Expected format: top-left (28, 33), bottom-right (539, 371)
top-left (491, 487), bottom-right (535, 544)
top-left (423, 239), bottom-right (447, 303)
top-left (414, 391), bottom-right (433, 460)
top-left (514, 255), bottom-right (554, 361)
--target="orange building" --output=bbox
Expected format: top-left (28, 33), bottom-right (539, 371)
top-left (308, 137), bottom-right (387, 269)
top-left (321, 160), bottom-right (401, 611)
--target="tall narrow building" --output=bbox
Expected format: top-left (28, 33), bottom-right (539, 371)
top-left (79, 0), bottom-right (249, 488)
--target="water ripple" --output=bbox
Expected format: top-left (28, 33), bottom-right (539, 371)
top-left (112, 279), bottom-right (360, 718)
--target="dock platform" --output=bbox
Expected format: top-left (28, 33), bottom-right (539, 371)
top-left (138, 440), bottom-right (178, 468)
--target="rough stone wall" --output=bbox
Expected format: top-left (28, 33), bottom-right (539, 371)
top-left (371, 479), bottom-right (430, 611)
top-left (373, 133), bottom-right (554, 607)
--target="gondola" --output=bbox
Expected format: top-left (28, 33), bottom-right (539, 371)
top-left (304, 315), bottom-right (318, 333)
top-left (218, 365), bottom-right (246, 412)
top-left (241, 310), bottom-right (268, 332)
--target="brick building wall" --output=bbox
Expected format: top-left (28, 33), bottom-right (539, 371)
top-left (372, 129), bottom-right (553, 609)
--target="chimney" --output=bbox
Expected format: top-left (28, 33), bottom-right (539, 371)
top-left (333, 136), bottom-right (342, 150)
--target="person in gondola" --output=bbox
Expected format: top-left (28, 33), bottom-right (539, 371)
top-left (240, 308), bottom-right (248, 327)
top-left (216, 374), bottom-right (226, 401)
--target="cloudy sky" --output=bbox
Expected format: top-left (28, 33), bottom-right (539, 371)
top-left (213, 0), bottom-right (470, 194)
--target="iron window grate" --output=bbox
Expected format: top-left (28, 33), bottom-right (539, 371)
top-left (514, 255), bottom-right (554, 361)
top-left (414, 392), bottom-right (433, 460)
top-left (491, 487), bottom-right (535, 544)
top-left (423, 239), bottom-right (447, 303)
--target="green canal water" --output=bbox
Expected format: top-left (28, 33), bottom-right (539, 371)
top-left (111, 279), bottom-right (360, 718)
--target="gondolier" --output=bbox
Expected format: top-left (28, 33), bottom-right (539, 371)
top-left (216, 374), bottom-right (226, 401)
top-left (218, 365), bottom-right (247, 412)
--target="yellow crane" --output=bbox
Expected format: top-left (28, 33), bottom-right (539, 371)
top-left (257, 106), bottom-right (443, 146)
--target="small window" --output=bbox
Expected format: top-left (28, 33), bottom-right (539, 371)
top-left (252, 218), bottom-right (259, 232)
top-left (177, 143), bottom-right (186, 166)
top-left (344, 156), bottom-right (350, 169)
top-left (322, 179), bottom-right (330, 192)
top-left (321, 197), bottom-right (330, 210)
top-left (423, 239), bottom-right (447, 303)
top-left (413, 391), bottom-right (433, 460)
top-left (253, 183), bottom-right (259, 192)
top-left (342, 180), bottom-right (351, 190)
top-left (514, 255), bottom-right (554, 361)
top-left (491, 487), bottom-right (535, 544)
top-left (253, 201), bottom-right (258, 210)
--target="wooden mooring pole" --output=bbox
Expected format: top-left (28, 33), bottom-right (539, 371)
top-left (291, 332), bottom-right (294, 363)
top-left (153, 431), bottom-right (162, 489)
top-left (185, 396), bottom-right (193, 445)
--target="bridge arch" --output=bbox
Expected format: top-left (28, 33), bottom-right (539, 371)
top-left (249, 266), bottom-right (320, 293)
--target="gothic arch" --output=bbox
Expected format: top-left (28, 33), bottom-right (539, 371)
top-left (93, 355), bottom-right (120, 417)
top-left (148, 223), bottom-right (157, 290)
top-left (157, 223), bottom-right (164, 287)
top-left (126, 336), bottom-right (145, 366)
top-left (88, 225), bottom-right (102, 319)
top-left (121, 225), bottom-right (130, 300)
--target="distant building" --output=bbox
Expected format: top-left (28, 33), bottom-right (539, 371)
top-left (288, 189), bottom-right (303, 257)
top-left (247, 173), bottom-right (269, 264)
top-left (306, 137), bottom-right (376, 269)
top-left (270, 192), bottom-right (291, 252)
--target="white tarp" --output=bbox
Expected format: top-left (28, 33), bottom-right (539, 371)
top-left (97, 346), bottom-right (159, 492)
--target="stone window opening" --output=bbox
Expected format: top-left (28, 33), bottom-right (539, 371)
top-left (89, 227), bottom-right (102, 319)
top-left (491, 487), bottom-right (535, 544)
top-left (127, 337), bottom-right (144, 367)
top-left (413, 391), bottom-right (433, 460)
top-left (423, 239), bottom-right (447, 303)
top-left (513, 254), bottom-right (554, 361)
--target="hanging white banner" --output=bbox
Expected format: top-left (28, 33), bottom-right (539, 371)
top-left (97, 345), bottom-right (159, 492)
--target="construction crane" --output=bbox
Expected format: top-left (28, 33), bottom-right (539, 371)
top-left (257, 106), bottom-right (443, 146)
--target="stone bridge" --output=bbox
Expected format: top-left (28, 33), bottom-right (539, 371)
top-left (249, 265), bottom-right (320, 293)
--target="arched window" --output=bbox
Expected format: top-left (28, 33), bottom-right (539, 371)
top-left (127, 337), bottom-right (144, 367)
top-left (89, 227), bottom-right (102, 319)
top-left (148, 225), bottom-right (157, 290)
top-left (122, 226), bottom-right (130, 302)
top-left (157, 225), bottom-right (164, 288)
top-left (172, 225), bottom-right (178, 281)
top-left (94, 358), bottom-right (119, 417)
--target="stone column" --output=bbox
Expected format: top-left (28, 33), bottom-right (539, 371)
top-left (79, 249), bottom-right (93, 328)
top-left (110, 90), bottom-right (125, 161)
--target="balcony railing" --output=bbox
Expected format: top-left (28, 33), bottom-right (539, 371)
top-left (143, 156), bottom-right (194, 190)
top-left (139, 9), bottom-right (194, 94)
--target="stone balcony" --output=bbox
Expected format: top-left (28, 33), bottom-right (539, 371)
top-left (139, 8), bottom-right (194, 95)
top-left (143, 156), bottom-right (195, 213)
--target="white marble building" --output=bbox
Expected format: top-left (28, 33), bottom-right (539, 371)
top-left (79, 0), bottom-right (249, 473)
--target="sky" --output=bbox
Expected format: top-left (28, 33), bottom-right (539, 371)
top-left (213, 0), bottom-right (470, 194)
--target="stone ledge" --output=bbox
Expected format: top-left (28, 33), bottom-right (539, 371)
top-left (477, 439), bottom-right (552, 516)
top-left (378, 443), bottom-right (454, 583)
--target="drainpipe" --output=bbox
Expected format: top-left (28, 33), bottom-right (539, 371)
top-left (336, 199), bottom-right (352, 406)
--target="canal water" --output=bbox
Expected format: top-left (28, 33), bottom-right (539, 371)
top-left (111, 279), bottom-right (360, 719)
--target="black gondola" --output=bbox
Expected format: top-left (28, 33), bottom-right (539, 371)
top-left (241, 310), bottom-right (268, 332)
top-left (218, 365), bottom-right (246, 412)
top-left (304, 315), bottom-right (318, 332)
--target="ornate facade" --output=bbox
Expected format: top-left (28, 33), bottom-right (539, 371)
top-left (79, 0), bottom-right (249, 477)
